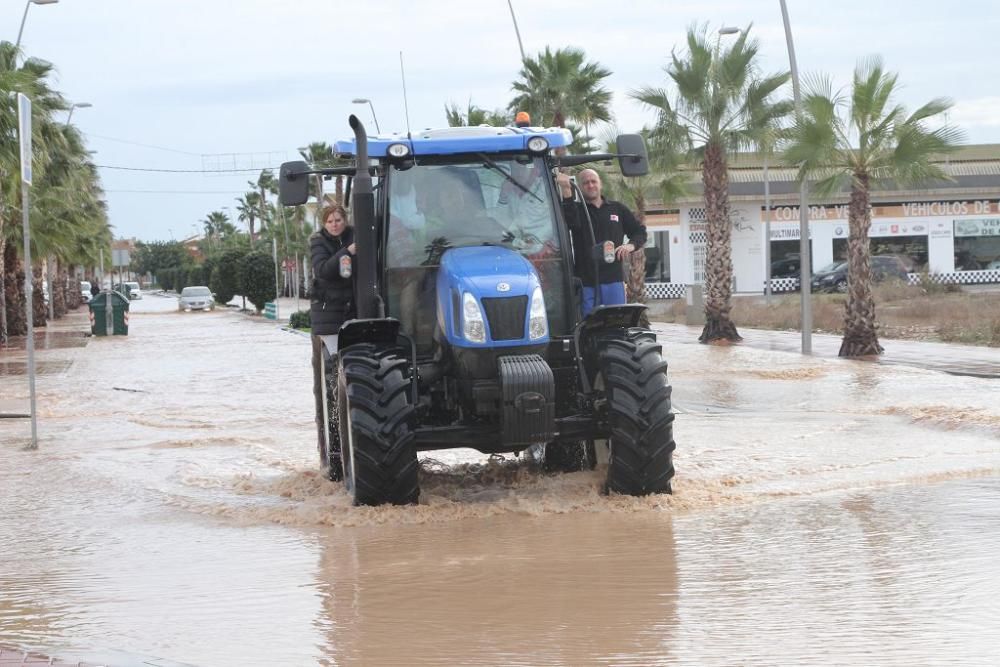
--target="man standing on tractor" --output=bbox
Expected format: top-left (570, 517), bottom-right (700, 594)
top-left (558, 169), bottom-right (647, 316)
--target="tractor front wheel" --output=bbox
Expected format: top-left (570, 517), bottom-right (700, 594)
top-left (337, 344), bottom-right (419, 506)
top-left (597, 332), bottom-right (675, 495)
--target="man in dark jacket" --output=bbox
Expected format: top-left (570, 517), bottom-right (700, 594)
top-left (558, 169), bottom-right (647, 316)
top-left (309, 204), bottom-right (355, 481)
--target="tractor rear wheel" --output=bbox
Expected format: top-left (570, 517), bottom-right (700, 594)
top-left (337, 344), bottom-right (419, 506)
top-left (597, 332), bottom-right (675, 495)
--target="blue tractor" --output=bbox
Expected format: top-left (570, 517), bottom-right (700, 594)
top-left (279, 116), bottom-right (675, 505)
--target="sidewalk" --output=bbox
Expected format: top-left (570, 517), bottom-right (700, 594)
top-left (224, 294), bottom-right (307, 325)
top-left (651, 322), bottom-right (1000, 379)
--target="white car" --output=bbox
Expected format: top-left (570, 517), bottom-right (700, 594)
top-left (81, 281), bottom-right (92, 304)
top-left (124, 281), bottom-right (142, 300)
top-left (986, 259), bottom-right (1000, 271)
top-left (178, 285), bottom-right (215, 311)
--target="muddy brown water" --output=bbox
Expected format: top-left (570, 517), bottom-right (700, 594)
top-left (2, 295), bottom-right (999, 666)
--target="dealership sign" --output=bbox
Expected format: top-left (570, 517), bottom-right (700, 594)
top-left (954, 218), bottom-right (1000, 237)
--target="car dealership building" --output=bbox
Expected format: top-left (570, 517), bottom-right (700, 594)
top-left (637, 144), bottom-right (1000, 299)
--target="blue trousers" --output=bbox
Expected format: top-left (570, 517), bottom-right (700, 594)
top-left (581, 282), bottom-right (627, 317)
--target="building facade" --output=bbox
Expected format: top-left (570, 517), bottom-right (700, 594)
top-left (639, 144), bottom-right (1000, 298)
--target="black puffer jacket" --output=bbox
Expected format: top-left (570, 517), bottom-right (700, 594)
top-left (309, 227), bottom-right (355, 335)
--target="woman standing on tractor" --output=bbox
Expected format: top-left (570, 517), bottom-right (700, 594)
top-left (309, 203), bottom-right (356, 480)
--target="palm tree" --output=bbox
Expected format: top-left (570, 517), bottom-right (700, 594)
top-left (299, 142), bottom-right (342, 210)
top-left (633, 25), bottom-right (791, 343)
top-left (784, 57), bottom-right (963, 357)
top-left (509, 47), bottom-right (613, 131)
top-left (201, 210), bottom-right (231, 254)
top-left (2, 43), bottom-right (109, 336)
top-left (235, 192), bottom-right (262, 245)
top-left (445, 100), bottom-right (510, 127)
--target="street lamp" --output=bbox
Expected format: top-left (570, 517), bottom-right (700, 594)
top-left (779, 0), bottom-right (813, 354)
top-left (718, 26), bottom-right (740, 35)
top-left (351, 98), bottom-right (381, 134)
top-left (65, 102), bottom-right (92, 127)
top-left (15, 0), bottom-right (59, 52)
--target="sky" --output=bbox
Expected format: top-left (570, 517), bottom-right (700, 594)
top-left (6, 0), bottom-right (1000, 243)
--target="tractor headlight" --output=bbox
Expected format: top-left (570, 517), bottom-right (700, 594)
top-left (528, 286), bottom-right (548, 340)
top-left (387, 142), bottom-right (411, 158)
top-left (462, 292), bottom-right (486, 343)
top-left (526, 136), bottom-right (549, 154)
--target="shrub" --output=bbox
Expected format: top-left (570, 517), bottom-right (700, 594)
top-left (240, 250), bottom-right (276, 313)
top-left (289, 310), bottom-right (311, 329)
top-left (211, 249), bottom-right (244, 306)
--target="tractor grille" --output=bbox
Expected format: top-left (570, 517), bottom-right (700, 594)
top-left (481, 296), bottom-right (527, 341)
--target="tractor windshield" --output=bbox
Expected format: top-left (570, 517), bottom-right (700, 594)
top-left (385, 157), bottom-right (568, 348)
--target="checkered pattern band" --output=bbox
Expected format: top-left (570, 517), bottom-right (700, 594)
top-left (645, 283), bottom-right (689, 300)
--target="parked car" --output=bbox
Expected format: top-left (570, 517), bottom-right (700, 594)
top-left (811, 256), bottom-right (910, 293)
top-left (80, 281), bottom-right (92, 304)
top-left (123, 281), bottom-right (142, 300)
top-left (770, 257), bottom-right (802, 279)
top-left (178, 285), bottom-right (215, 311)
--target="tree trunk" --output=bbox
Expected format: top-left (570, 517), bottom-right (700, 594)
top-left (33, 265), bottom-right (47, 327)
top-left (4, 243), bottom-right (27, 337)
top-left (839, 176), bottom-right (882, 357)
top-left (0, 232), bottom-right (7, 344)
top-left (625, 193), bottom-right (650, 328)
top-left (53, 259), bottom-right (68, 319)
top-left (698, 142), bottom-right (741, 343)
top-left (66, 264), bottom-right (81, 310)
top-left (335, 176), bottom-right (344, 204)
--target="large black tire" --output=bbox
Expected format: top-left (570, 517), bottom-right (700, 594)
top-left (543, 440), bottom-right (587, 473)
top-left (598, 332), bottom-right (675, 495)
top-left (337, 344), bottom-right (419, 506)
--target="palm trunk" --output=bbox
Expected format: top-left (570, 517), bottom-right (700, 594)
top-left (0, 231), bottom-right (7, 344)
top-left (4, 243), bottom-right (26, 337)
top-left (33, 264), bottom-right (47, 326)
top-left (625, 193), bottom-right (650, 328)
top-left (698, 142), bottom-right (741, 343)
top-left (53, 259), bottom-right (67, 318)
top-left (839, 175), bottom-right (882, 357)
top-left (66, 264), bottom-right (81, 310)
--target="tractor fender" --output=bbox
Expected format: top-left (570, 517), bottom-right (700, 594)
top-left (338, 318), bottom-right (402, 352)
top-left (573, 303), bottom-right (651, 394)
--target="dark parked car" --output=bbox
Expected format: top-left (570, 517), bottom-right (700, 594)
top-left (770, 257), bottom-right (802, 279)
top-left (811, 256), bottom-right (910, 293)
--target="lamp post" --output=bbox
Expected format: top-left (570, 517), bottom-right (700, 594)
top-left (506, 0), bottom-right (527, 62)
top-left (779, 0), bottom-right (812, 354)
top-left (15, 0), bottom-right (59, 52)
top-left (65, 101), bottom-right (92, 127)
top-left (351, 98), bottom-right (381, 134)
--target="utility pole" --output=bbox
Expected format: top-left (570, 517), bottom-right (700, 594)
top-left (779, 0), bottom-right (813, 354)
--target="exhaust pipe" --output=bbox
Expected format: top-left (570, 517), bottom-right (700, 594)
top-left (349, 114), bottom-right (378, 320)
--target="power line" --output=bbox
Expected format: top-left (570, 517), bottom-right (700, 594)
top-left (104, 189), bottom-right (249, 194)
top-left (83, 132), bottom-right (203, 156)
top-left (96, 164), bottom-right (277, 174)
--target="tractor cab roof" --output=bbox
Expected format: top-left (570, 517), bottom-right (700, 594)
top-left (333, 125), bottom-right (573, 159)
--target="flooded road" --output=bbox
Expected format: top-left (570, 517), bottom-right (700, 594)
top-left (2, 295), bottom-right (999, 665)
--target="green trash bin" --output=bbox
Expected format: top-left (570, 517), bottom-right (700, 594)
top-left (89, 290), bottom-right (130, 336)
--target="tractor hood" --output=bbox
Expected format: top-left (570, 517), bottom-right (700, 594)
top-left (436, 246), bottom-right (547, 349)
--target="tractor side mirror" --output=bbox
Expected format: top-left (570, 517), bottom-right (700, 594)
top-left (616, 134), bottom-right (649, 177)
top-left (278, 160), bottom-right (310, 206)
